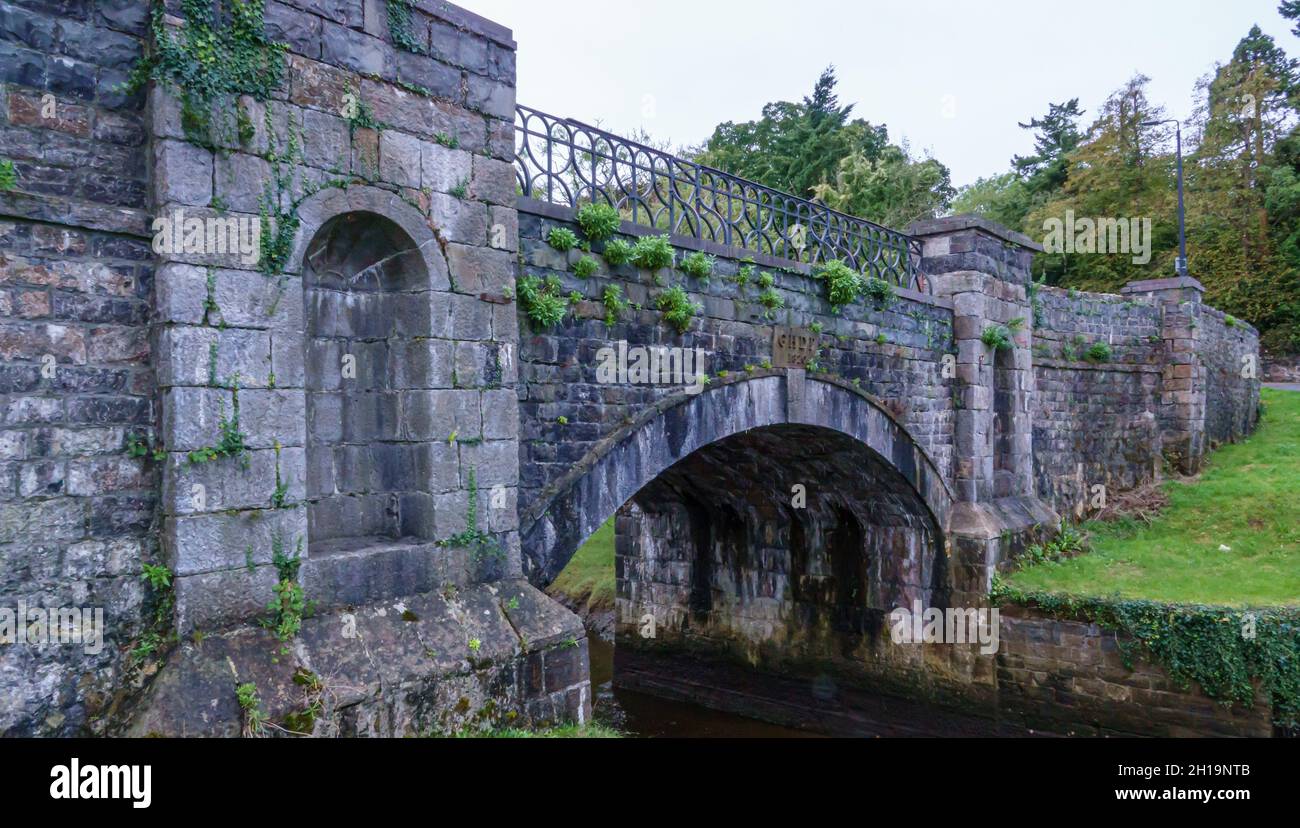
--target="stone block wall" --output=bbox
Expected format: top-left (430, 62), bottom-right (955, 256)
top-left (0, 0), bottom-right (153, 736)
top-left (1030, 286), bottom-right (1164, 516)
top-left (997, 607), bottom-right (1272, 736)
top-left (144, 0), bottom-right (522, 636)
top-left (1198, 306), bottom-right (1261, 446)
top-left (516, 201), bottom-right (958, 520)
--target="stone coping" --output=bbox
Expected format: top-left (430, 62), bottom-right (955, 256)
top-left (908, 214), bottom-right (1043, 252)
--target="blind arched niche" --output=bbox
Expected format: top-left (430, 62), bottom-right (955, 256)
top-left (302, 211), bottom-right (437, 552)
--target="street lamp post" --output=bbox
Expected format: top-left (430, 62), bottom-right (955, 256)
top-left (1141, 118), bottom-right (1188, 277)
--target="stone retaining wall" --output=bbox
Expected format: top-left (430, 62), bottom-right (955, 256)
top-left (1030, 286), bottom-right (1164, 516)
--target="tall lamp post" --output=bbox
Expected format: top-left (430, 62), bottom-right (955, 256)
top-left (1141, 118), bottom-right (1188, 277)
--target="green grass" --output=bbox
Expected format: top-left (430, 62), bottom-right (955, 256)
top-left (1006, 387), bottom-right (1300, 606)
top-left (452, 722), bottom-right (622, 738)
top-left (549, 516), bottom-right (616, 611)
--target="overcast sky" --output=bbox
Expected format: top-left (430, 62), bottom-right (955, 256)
top-left (458, 0), bottom-right (1297, 188)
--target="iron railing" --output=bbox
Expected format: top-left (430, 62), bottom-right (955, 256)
top-left (514, 104), bottom-right (924, 290)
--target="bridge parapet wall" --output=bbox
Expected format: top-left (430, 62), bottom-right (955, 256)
top-left (516, 201), bottom-right (959, 522)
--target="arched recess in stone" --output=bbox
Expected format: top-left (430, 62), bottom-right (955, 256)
top-left (302, 211), bottom-right (435, 548)
top-left (519, 372), bottom-right (955, 587)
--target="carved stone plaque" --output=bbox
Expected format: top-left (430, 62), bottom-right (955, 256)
top-left (772, 327), bottom-right (818, 368)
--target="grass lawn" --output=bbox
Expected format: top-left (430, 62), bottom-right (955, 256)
top-left (548, 516), bottom-right (616, 611)
top-left (1005, 387), bottom-right (1300, 607)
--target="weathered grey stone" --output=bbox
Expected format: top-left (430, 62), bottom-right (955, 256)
top-left (174, 566), bottom-right (280, 634)
top-left (468, 154), bottom-right (515, 206)
top-left (152, 139), bottom-right (212, 207)
top-left (379, 128), bottom-right (422, 188)
top-left (421, 141), bottom-right (472, 194)
top-left (447, 243), bottom-right (513, 295)
top-left (166, 506), bottom-right (307, 576)
top-left (156, 326), bottom-right (273, 388)
top-left (162, 447), bottom-right (305, 516)
top-left (214, 151), bottom-right (271, 214)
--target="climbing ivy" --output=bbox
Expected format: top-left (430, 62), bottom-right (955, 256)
top-left (386, 0), bottom-right (427, 54)
top-left (991, 581), bottom-right (1300, 729)
top-left (187, 385), bottom-right (249, 467)
top-left (125, 0), bottom-right (286, 146)
top-left (258, 106), bottom-right (303, 276)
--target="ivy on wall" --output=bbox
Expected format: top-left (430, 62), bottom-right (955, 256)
top-left (992, 581), bottom-right (1300, 729)
top-left (126, 0), bottom-right (287, 146)
top-left (387, 0), bottom-right (427, 54)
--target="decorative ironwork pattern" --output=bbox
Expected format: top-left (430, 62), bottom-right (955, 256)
top-left (515, 104), bottom-right (924, 290)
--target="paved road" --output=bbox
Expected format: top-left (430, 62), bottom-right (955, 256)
top-left (1265, 383), bottom-right (1300, 392)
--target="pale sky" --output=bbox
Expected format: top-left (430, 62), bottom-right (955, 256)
top-left (458, 0), bottom-right (1297, 188)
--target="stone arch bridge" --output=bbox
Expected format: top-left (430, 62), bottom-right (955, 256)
top-left (0, 0), bottom-right (1260, 736)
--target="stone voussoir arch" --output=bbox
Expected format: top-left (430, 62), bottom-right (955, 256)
top-left (520, 370), bottom-right (956, 585)
top-left (285, 184), bottom-right (451, 286)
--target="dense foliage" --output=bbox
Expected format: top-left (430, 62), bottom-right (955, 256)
top-left (695, 67), bottom-right (954, 228)
top-left (952, 10), bottom-right (1300, 352)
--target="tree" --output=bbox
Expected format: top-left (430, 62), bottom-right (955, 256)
top-left (1280, 0), bottom-right (1300, 37)
top-left (813, 143), bottom-right (954, 228)
top-left (951, 173), bottom-right (1033, 230)
top-left (697, 66), bottom-right (887, 200)
top-left (1190, 25), bottom-right (1300, 350)
top-left (1013, 99), bottom-right (1086, 199)
top-left (1027, 75), bottom-right (1178, 290)
top-left (697, 67), bottom-right (952, 227)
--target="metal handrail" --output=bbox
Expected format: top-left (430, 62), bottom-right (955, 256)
top-left (514, 104), bottom-right (924, 290)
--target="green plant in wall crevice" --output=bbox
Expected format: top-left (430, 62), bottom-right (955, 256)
top-left (815, 259), bottom-right (863, 310)
top-left (656, 285), bottom-right (700, 335)
top-left (1083, 341), bottom-right (1112, 363)
top-left (631, 234), bottom-right (675, 271)
top-left (576, 202), bottom-right (621, 242)
top-left (602, 238), bottom-right (633, 267)
top-left (547, 226), bottom-right (579, 252)
top-left (602, 284), bottom-right (628, 327)
top-left (0, 158), bottom-right (16, 192)
top-left (980, 317), bottom-right (1026, 351)
top-left (437, 468), bottom-right (503, 562)
top-left (264, 533), bottom-right (308, 656)
top-left (517, 274), bottom-right (570, 329)
top-left (679, 251), bottom-right (715, 281)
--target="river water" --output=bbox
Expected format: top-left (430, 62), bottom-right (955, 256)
top-left (587, 636), bottom-right (818, 737)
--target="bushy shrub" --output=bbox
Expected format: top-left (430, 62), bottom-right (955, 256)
top-left (631, 234), bottom-right (675, 270)
top-left (547, 226), bottom-right (579, 252)
top-left (575, 202), bottom-right (621, 242)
